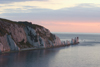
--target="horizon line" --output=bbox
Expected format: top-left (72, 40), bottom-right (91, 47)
top-left (52, 32), bottom-right (100, 34)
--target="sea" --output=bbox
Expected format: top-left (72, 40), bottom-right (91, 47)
top-left (0, 33), bottom-right (100, 67)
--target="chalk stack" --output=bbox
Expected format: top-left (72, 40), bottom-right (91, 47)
top-left (61, 37), bottom-right (79, 46)
top-left (66, 40), bottom-right (70, 46)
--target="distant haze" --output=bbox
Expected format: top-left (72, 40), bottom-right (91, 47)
top-left (0, 0), bottom-right (100, 33)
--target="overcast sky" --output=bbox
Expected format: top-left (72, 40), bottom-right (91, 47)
top-left (0, 0), bottom-right (100, 33)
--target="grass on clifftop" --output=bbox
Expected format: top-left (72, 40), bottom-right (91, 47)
top-left (0, 18), bottom-right (17, 24)
top-left (0, 18), bottom-right (44, 29)
top-left (0, 18), bottom-right (55, 42)
top-left (18, 21), bottom-right (43, 29)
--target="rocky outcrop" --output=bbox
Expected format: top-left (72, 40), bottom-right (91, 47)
top-left (0, 18), bottom-right (63, 53)
top-left (61, 37), bottom-right (79, 46)
top-left (0, 18), bottom-right (79, 53)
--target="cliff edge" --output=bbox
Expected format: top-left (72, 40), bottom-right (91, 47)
top-left (0, 18), bottom-right (62, 53)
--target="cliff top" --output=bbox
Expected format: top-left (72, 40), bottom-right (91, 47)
top-left (0, 18), bottom-right (51, 38)
top-left (0, 18), bottom-right (44, 29)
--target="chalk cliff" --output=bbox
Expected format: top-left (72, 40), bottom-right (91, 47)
top-left (0, 18), bottom-right (62, 53)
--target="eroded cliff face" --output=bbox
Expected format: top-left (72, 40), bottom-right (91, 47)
top-left (0, 18), bottom-right (61, 53)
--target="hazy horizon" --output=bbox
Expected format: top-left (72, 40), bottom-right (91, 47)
top-left (0, 0), bottom-right (100, 33)
top-left (52, 32), bottom-right (100, 34)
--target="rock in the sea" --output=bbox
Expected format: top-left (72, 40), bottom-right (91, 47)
top-left (67, 41), bottom-right (70, 45)
top-left (76, 37), bottom-right (79, 43)
top-left (71, 38), bottom-right (75, 44)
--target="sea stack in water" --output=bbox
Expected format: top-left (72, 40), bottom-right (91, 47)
top-left (0, 18), bottom-right (79, 53)
top-left (71, 38), bottom-right (74, 44)
top-left (75, 37), bottom-right (79, 43)
top-left (71, 37), bottom-right (79, 45)
top-left (66, 40), bottom-right (70, 46)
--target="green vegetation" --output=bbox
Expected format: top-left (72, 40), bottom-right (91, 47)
top-left (0, 18), bottom-right (17, 24)
top-left (18, 21), bottom-right (43, 29)
top-left (0, 18), bottom-right (44, 29)
top-left (0, 18), bottom-right (44, 30)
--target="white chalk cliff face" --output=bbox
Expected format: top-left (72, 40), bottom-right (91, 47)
top-left (0, 18), bottom-right (62, 53)
top-left (7, 35), bottom-right (20, 51)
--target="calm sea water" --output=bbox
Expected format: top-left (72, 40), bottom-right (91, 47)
top-left (0, 33), bottom-right (100, 67)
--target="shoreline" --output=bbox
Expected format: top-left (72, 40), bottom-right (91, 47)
top-left (0, 42), bottom-right (79, 54)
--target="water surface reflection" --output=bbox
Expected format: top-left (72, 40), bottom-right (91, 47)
top-left (0, 48), bottom-right (61, 67)
top-left (0, 39), bottom-right (100, 67)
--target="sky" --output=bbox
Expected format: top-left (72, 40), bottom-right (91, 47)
top-left (0, 0), bottom-right (100, 33)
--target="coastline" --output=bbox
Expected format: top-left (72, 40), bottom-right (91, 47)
top-left (0, 18), bottom-right (79, 55)
top-left (0, 42), bottom-right (79, 54)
